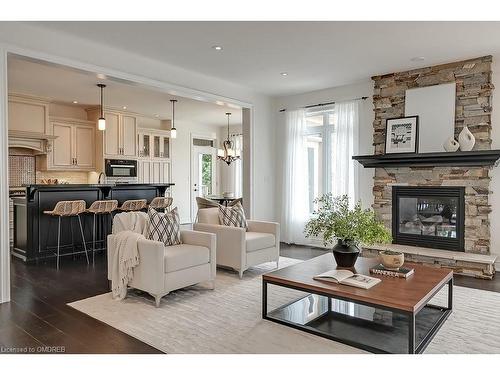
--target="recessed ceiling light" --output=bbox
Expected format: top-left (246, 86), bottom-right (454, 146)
top-left (72, 100), bottom-right (78, 104)
top-left (155, 114), bottom-right (159, 118)
top-left (122, 106), bottom-right (127, 110)
top-left (212, 45), bottom-right (223, 51)
top-left (280, 72), bottom-right (288, 76)
top-left (411, 56), bottom-right (425, 62)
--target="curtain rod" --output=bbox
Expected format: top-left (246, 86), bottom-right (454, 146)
top-left (278, 96), bottom-right (368, 113)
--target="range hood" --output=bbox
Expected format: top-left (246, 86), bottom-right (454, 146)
top-left (8, 130), bottom-right (57, 154)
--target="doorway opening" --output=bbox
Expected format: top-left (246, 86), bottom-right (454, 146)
top-left (0, 51), bottom-right (253, 304)
top-left (191, 137), bottom-right (217, 221)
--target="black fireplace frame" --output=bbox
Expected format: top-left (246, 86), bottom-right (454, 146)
top-left (392, 186), bottom-right (465, 252)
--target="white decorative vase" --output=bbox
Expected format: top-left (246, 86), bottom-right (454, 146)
top-left (458, 126), bottom-right (475, 151)
top-left (443, 137), bottom-right (460, 152)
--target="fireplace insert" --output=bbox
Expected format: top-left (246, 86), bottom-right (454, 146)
top-left (392, 186), bottom-right (465, 251)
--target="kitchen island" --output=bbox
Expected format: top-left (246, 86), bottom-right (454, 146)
top-left (13, 183), bottom-right (174, 262)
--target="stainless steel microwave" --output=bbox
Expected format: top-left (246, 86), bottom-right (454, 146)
top-left (105, 159), bottom-right (138, 178)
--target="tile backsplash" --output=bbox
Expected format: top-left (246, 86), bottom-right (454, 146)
top-left (9, 155), bottom-right (36, 187)
top-left (35, 170), bottom-right (90, 184)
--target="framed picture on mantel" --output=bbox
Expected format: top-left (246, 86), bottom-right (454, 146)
top-left (384, 116), bottom-right (419, 154)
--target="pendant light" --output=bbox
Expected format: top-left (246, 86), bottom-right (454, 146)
top-left (170, 99), bottom-right (177, 139)
top-left (217, 112), bottom-right (240, 165)
top-left (97, 83), bottom-right (106, 131)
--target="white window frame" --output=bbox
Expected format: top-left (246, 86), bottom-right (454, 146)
top-left (304, 107), bottom-right (335, 209)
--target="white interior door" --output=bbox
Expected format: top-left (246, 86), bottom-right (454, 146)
top-left (191, 145), bottom-right (217, 222)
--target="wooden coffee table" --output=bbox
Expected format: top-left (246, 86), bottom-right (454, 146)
top-left (262, 254), bottom-right (453, 354)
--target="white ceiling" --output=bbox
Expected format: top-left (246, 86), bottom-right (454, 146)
top-left (31, 21), bottom-right (500, 96)
top-left (7, 55), bottom-right (242, 127)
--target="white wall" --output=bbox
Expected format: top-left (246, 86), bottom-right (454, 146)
top-left (0, 22), bottom-right (276, 222)
top-left (273, 80), bottom-right (375, 223)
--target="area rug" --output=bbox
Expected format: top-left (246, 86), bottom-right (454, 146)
top-left (69, 257), bottom-right (500, 354)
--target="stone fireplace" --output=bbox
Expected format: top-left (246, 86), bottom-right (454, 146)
top-left (359, 56), bottom-right (497, 279)
top-left (374, 166), bottom-right (489, 254)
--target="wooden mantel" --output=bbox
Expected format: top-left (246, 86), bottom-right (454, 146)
top-left (352, 150), bottom-right (500, 168)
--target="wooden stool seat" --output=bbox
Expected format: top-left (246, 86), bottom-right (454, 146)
top-left (44, 200), bottom-right (86, 216)
top-left (118, 199), bottom-right (147, 212)
top-left (86, 200), bottom-right (118, 214)
top-left (149, 196), bottom-right (173, 210)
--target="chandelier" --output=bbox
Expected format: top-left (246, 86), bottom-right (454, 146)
top-left (217, 112), bottom-right (241, 165)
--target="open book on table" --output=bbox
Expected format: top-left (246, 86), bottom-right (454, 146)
top-left (313, 269), bottom-right (381, 290)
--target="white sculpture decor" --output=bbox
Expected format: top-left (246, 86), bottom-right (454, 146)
top-left (458, 126), bottom-right (476, 151)
top-left (443, 137), bottom-right (460, 152)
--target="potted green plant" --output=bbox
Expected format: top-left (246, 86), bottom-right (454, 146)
top-left (304, 194), bottom-right (392, 267)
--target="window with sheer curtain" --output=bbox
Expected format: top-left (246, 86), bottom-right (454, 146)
top-left (281, 100), bottom-right (359, 244)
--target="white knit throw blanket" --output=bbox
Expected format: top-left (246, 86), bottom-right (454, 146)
top-left (111, 231), bottom-right (144, 299)
top-left (111, 212), bottom-right (148, 300)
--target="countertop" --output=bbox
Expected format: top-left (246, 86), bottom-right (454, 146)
top-left (24, 183), bottom-right (175, 189)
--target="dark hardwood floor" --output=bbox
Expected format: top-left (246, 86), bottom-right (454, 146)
top-left (1, 254), bottom-right (161, 354)
top-left (0, 243), bottom-right (498, 354)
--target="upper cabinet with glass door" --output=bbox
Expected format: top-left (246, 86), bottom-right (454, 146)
top-left (137, 128), bottom-right (171, 160)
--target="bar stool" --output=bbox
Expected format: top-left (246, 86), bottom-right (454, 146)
top-left (118, 199), bottom-right (148, 212)
top-left (148, 196), bottom-right (173, 212)
top-left (43, 200), bottom-right (89, 269)
top-left (86, 200), bottom-right (118, 264)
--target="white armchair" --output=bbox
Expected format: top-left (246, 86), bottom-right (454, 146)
top-left (193, 208), bottom-right (280, 278)
top-left (107, 229), bottom-right (216, 307)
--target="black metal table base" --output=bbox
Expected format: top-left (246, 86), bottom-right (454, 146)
top-left (262, 278), bottom-right (453, 354)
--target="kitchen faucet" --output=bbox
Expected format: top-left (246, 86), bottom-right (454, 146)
top-left (97, 172), bottom-right (106, 184)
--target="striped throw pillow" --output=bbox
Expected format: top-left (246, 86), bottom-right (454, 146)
top-left (218, 201), bottom-right (247, 229)
top-left (147, 207), bottom-right (181, 246)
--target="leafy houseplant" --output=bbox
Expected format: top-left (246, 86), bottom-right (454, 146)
top-left (304, 194), bottom-right (392, 267)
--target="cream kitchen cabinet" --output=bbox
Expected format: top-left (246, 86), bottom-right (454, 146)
top-left (138, 128), bottom-right (171, 159)
top-left (138, 159), bottom-right (171, 184)
top-left (8, 95), bottom-right (50, 134)
top-left (137, 128), bottom-right (172, 184)
top-left (44, 118), bottom-right (96, 171)
top-left (103, 112), bottom-right (137, 157)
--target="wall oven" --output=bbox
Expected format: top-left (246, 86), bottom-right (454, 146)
top-left (105, 159), bottom-right (138, 183)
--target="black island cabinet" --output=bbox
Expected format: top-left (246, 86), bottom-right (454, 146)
top-left (13, 183), bottom-right (174, 262)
